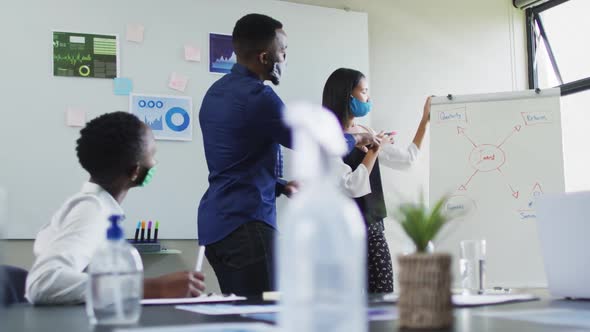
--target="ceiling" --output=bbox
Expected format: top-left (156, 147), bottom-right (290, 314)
top-left (279, 0), bottom-right (368, 12)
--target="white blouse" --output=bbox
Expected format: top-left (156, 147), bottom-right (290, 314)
top-left (25, 182), bottom-right (123, 304)
top-left (379, 142), bottom-right (420, 170)
top-left (337, 160), bottom-right (371, 198)
top-left (339, 124), bottom-right (420, 197)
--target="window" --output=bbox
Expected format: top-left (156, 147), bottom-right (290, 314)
top-left (526, 0), bottom-right (590, 95)
top-left (561, 90), bottom-right (590, 191)
top-left (524, 0), bottom-right (590, 192)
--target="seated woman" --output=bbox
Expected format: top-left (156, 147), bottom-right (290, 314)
top-left (25, 112), bottom-right (206, 304)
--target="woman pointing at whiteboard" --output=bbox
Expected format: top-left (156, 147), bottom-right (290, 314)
top-left (322, 68), bottom-right (431, 293)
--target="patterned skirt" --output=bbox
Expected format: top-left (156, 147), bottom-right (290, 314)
top-left (367, 221), bottom-right (394, 293)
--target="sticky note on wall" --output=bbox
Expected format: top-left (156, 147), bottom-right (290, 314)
top-left (168, 72), bottom-right (188, 92)
top-left (114, 77), bottom-right (133, 95)
top-left (184, 45), bottom-right (201, 62)
top-left (66, 107), bottom-right (86, 127)
top-left (126, 24), bottom-right (145, 43)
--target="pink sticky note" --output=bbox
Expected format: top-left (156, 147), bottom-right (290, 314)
top-left (126, 24), bottom-right (145, 43)
top-left (168, 72), bottom-right (188, 92)
top-left (66, 107), bottom-right (86, 127)
top-left (184, 45), bottom-right (201, 62)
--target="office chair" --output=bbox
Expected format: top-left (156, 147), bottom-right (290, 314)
top-left (1, 265), bottom-right (28, 305)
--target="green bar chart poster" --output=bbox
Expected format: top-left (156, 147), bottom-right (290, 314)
top-left (53, 31), bottom-right (119, 78)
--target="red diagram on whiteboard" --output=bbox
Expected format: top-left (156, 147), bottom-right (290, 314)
top-left (436, 106), bottom-right (556, 219)
top-left (456, 125), bottom-right (521, 198)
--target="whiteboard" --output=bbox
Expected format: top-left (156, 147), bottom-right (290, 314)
top-left (0, 0), bottom-right (369, 239)
top-left (429, 89), bottom-right (564, 287)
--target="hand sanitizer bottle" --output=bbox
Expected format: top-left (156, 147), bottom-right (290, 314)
top-left (278, 103), bottom-right (367, 332)
top-left (86, 215), bottom-right (143, 325)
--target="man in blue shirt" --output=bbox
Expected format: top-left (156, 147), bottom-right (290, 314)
top-left (198, 13), bottom-right (376, 296)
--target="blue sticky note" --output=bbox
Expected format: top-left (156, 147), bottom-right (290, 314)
top-left (114, 77), bottom-right (133, 95)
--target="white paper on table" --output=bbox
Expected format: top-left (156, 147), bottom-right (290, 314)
top-left (368, 307), bottom-right (398, 321)
top-left (381, 293), bottom-right (537, 307)
top-left (382, 293), bottom-right (398, 302)
top-left (114, 322), bottom-right (275, 332)
top-left (474, 308), bottom-right (590, 329)
top-left (176, 304), bottom-right (280, 315)
top-left (452, 293), bottom-right (538, 307)
top-left (242, 307), bottom-right (398, 323)
top-left (141, 294), bottom-right (245, 305)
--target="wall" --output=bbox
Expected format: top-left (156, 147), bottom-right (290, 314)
top-left (283, 0), bottom-right (529, 286)
top-left (2, 0), bottom-right (530, 288)
top-left (0, 0), bottom-right (368, 294)
top-left (0, 0), bottom-right (368, 239)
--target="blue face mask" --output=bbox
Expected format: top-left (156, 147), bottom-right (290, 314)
top-left (350, 96), bottom-right (372, 117)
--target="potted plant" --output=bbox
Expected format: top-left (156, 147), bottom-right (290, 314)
top-left (395, 195), bottom-right (453, 329)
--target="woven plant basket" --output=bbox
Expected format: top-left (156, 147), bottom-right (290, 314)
top-left (397, 253), bottom-right (453, 329)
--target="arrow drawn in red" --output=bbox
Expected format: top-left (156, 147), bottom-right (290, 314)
top-left (458, 169), bottom-right (479, 191)
top-left (509, 184), bottom-right (520, 198)
top-left (497, 168), bottom-right (519, 199)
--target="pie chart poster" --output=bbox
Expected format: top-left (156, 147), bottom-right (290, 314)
top-left (130, 93), bottom-right (193, 141)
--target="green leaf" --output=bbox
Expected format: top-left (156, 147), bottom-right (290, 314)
top-left (394, 195), bottom-right (452, 253)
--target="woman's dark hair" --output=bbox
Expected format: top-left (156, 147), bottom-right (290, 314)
top-left (322, 68), bottom-right (365, 129)
top-left (76, 111), bottom-right (147, 183)
top-left (232, 13), bottom-right (283, 60)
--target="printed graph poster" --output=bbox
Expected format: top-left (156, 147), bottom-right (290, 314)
top-left (130, 93), bottom-right (193, 141)
top-left (53, 31), bottom-right (119, 78)
top-left (209, 33), bottom-right (236, 74)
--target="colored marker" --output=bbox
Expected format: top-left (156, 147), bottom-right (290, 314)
top-left (134, 221), bottom-right (141, 242)
top-left (140, 221), bottom-right (146, 242)
top-left (147, 221), bottom-right (152, 241)
top-left (154, 221), bottom-right (159, 242)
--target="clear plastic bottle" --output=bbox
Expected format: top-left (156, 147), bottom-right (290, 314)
top-left (86, 215), bottom-right (143, 325)
top-left (278, 103), bottom-right (367, 332)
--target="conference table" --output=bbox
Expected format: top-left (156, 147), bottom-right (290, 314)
top-left (2, 290), bottom-right (590, 331)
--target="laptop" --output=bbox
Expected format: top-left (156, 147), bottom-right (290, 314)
top-left (536, 191), bottom-right (590, 299)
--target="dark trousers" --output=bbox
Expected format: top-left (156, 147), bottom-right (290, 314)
top-left (205, 221), bottom-right (277, 297)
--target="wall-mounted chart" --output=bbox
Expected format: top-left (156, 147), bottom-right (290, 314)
top-left (130, 93), bottom-right (193, 141)
top-left (52, 31), bottom-right (119, 78)
top-left (209, 33), bottom-right (236, 74)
